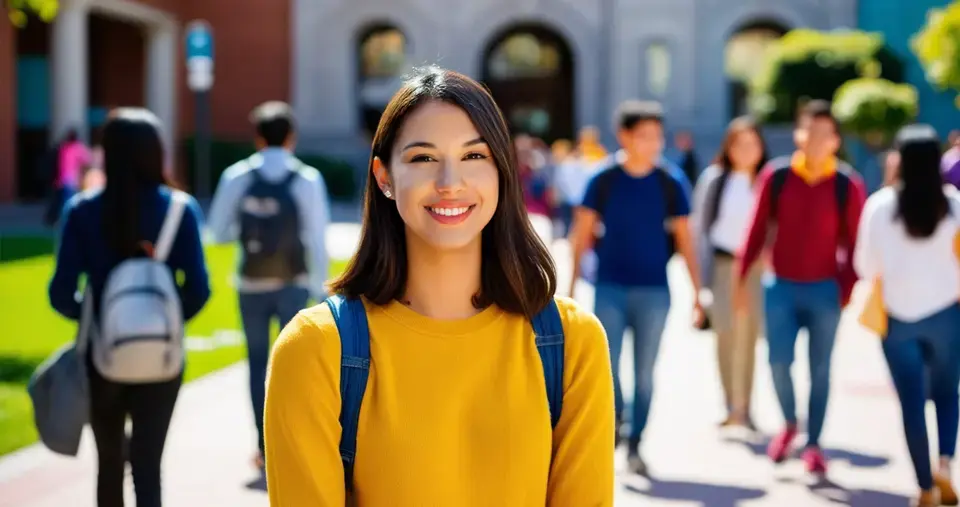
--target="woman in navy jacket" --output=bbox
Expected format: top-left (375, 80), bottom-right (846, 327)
top-left (48, 108), bottom-right (210, 507)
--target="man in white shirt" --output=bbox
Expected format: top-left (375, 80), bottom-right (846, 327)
top-left (206, 101), bottom-right (330, 469)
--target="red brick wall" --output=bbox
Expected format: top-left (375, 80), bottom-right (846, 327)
top-left (176, 0), bottom-right (291, 141)
top-left (0, 20), bottom-right (16, 202)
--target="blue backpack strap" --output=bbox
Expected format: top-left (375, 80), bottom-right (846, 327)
top-left (532, 298), bottom-right (565, 429)
top-left (324, 295), bottom-right (371, 492)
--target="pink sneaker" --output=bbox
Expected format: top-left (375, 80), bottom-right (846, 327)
top-left (802, 446), bottom-right (828, 476)
top-left (766, 426), bottom-right (798, 463)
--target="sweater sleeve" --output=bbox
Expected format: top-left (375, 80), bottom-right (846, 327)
top-left (48, 196), bottom-right (85, 320)
top-left (737, 166), bottom-right (774, 282)
top-left (265, 306), bottom-right (345, 506)
top-left (547, 297), bottom-right (615, 507)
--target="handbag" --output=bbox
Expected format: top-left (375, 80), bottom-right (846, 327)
top-left (860, 230), bottom-right (960, 338)
top-left (27, 287), bottom-right (94, 456)
top-left (858, 278), bottom-right (887, 337)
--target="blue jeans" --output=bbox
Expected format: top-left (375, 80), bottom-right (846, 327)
top-left (594, 283), bottom-right (671, 441)
top-left (238, 285), bottom-right (310, 452)
top-left (883, 303), bottom-right (960, 490)
top-left (764, 277), bottom-right (841, 448)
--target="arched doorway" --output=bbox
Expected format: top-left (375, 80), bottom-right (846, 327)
top-left (356, 23), bottom-right (408, 138)
top-left (481, 24), bottom-right (574, 144)
top-left (725, 20), bottom-right (789, 120)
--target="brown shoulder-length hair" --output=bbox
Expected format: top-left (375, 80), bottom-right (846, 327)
top-left (327, 66), bottom-right (557, 319)
top-left (711, 115), bottom-right (770, 176)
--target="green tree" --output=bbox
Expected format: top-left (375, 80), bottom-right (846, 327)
top-left (832, 78), bottom-right (918, 149)
top-left (911, 1), bottom-right (960, 107)
top-left (749, 29), bottom-right (904, 123)
top-left (7, 0), bottom-right (58, 27)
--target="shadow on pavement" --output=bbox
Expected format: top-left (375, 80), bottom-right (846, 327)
top-left (735, 433), bottom-right (890, 469)
top-left (623, 477), bottom-right (767, 507)
top-left (791, 475), bottom-right (912, 506)
top-left (244, 474), bottom-right (267, 492)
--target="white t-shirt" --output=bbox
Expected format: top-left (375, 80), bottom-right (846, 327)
top-left (854, 186), bottom-right (960, 322)
top-left (709, 171), bottom-right (755, 253)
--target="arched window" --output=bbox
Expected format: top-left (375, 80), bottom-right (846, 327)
top-left (481, 24), bottom-right (574, 143)
top-left (357, 25), bottom-right (408, 135)
top-left (725, 21), bottom-right (788, 119)
top-left (644, 42), bottom-right (671, 99)
top-left (487, 32), bottom-right (562, 80)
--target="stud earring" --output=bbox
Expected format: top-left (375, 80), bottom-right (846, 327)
top-left (383, 189), bottom-right (392, 198)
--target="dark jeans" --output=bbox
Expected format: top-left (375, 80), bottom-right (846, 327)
top-left (88, 357), bottom-right (182, 507)
top-left (238, 285), bottom-right (310, 453)
top-left (883, 303), bottom-right (960, 490)
top-left (764, 276), bottom-right (841, 448)
top-left (594, 283), bottom-right (671, 441)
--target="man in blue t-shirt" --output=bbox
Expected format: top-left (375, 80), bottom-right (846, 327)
top-left (567, 100), bottom-right (703, 476)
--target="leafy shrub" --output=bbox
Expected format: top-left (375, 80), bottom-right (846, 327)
top-left (833, 78), bottom-right (919, 149)
top-left (749, 29), bottom-right (905, 123)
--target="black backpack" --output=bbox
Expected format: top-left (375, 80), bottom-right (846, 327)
top-left (766, 156), bottom-right (853, 239)
top-left (591, 165), bottom-right (681, 256)
top-left (239, 166), bottom-right (307, 281)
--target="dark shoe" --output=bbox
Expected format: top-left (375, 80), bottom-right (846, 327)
top-left (627, 452), bottom-right (648, 476)
top-left (614, 418), bottom-right (623, 448)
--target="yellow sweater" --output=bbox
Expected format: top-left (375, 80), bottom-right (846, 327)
top-left (264, 296), bottom-right (614, 506)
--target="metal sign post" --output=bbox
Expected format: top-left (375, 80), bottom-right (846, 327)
top-left (185, 20), bottom-right (214, 198)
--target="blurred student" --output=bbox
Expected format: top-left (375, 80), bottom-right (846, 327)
top-left (49, 108), bottom-right (210, 507)
top-left (736, 100), bottom-right (866, 475)
top-left (855, 124), bottom-right (960, 507)
top-left (206, 101), bottom-right (331, 469)
top-left (691, 116), bottom-right (768, 430)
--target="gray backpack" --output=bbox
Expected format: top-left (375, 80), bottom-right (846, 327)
top-left (91, 190), bottom-right (188, 383)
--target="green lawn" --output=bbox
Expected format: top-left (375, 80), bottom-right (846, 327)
top-left (0, 236), bottom-right (346, 456)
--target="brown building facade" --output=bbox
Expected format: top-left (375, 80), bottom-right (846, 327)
top-left (1, 0), bottom-right (291, 202)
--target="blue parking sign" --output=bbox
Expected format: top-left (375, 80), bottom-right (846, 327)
top-left (185, 20), bottom-right (214, 62)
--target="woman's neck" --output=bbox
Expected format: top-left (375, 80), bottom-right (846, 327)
top-left (731, 164), bottom-right (754, 177)
top-left (402, 234), bottom-right (483, 320)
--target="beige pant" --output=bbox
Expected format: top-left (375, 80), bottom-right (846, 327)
top-left (710, 255), bottom-right (764, 412)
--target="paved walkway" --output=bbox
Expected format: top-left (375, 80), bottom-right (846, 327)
top-left (0, 225), bottom-right (927, 506)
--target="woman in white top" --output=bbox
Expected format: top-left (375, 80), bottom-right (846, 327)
top-left (691, 116), bottom-right (769, 429)
top-left (854, 124), bottom-right (960, 507)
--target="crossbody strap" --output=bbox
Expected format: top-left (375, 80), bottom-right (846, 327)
top-left (76, 286), bottom-right (95, 355)
top-left (154, 190), bottom-right (189, 262)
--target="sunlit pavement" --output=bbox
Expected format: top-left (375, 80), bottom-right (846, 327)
top-left (0, 221), bottom-right (931, 506)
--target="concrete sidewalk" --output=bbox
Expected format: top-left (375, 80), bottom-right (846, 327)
top-left (0, 232), bottom-right (929, 506)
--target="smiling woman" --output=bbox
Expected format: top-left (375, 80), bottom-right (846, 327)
top-left (263, 66), bottom-right (614, 506)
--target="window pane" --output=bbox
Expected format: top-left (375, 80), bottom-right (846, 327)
top-left (489, 33), bottom-right (561, 80)
top-left (646, 43), bottom-right (671, 98)
top-left (361, 28), bottom-right (406, 79)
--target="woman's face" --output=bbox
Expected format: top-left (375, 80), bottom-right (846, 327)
top-left (374, 101), bottom-right (499, 251)
top-left (728, 129), bottom-right (764, 170)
